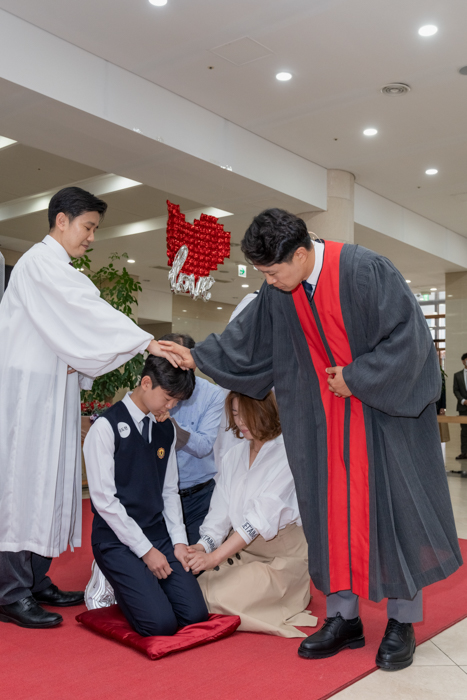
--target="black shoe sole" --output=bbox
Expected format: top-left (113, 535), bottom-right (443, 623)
top-left (298, 636), bottom-right (365, 659)
top-left (376, 641), bottom-right (416, 671)
top-left (0, 612), bottom-right (63, 628)
top-left (32, 597), bottom-right (84, 608)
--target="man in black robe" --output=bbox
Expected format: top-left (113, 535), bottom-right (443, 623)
top-left (160, 209), bottom-right (461, 671)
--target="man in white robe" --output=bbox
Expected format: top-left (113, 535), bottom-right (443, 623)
top-left (0, 186), bottom-right (172, 629)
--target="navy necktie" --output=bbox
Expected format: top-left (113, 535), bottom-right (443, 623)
top-left (142, 416), bottom-right (150, 443)
top-left (302, 280), bottom-right (314, 304)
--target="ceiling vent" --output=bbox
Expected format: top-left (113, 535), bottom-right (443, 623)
top-left (381, 83), bottom-right (411, 95)
top-left (210, 37), bottom-right (273, 66)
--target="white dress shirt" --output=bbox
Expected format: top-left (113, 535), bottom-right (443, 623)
top-left (304, 240), bottom-right (325, 298)
top-left (84, 392), bottom-right (188, 558)
top-left (199, 435), bottom-right (302, 552)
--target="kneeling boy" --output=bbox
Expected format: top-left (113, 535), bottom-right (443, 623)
top-left (83, 355), bottom-right (209, 636)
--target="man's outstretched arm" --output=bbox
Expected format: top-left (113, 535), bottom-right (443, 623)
top-left (162, 286), bottom-right (274, 399)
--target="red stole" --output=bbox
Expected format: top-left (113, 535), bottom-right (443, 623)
top-left (292, 241), bottom-right (370, 598)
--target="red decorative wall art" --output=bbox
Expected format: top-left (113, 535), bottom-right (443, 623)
top-left (166, 200), bottom-right (231, 301)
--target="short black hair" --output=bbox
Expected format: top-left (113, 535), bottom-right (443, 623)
top-left (158, 332), bottom-right (195, 350)
top-left (241, 208), bottom-right (312, 266)
top-left (48, 186), bottom-right (108, 230)
top-left (462, 353), bottom-right (467, 362)
top-left (141, 354), bottom-right (195, 400)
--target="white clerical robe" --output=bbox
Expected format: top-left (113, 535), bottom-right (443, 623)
top-left (0, 235), bottom-right (153, 557)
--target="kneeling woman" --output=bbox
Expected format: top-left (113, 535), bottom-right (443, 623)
top-left (187, 391), bottom-right (317, 638)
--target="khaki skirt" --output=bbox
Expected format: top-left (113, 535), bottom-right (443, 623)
top-left (197, 523), bottom-right (317, 638)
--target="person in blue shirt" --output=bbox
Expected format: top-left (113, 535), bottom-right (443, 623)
top-left (161, 334), bottom-right (225, 545)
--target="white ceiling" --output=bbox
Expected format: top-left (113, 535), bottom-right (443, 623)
top-left (1, 0), bottom-right (467, 235)
top-left (0, 141), bottom-right (266, 303)
top-left (0, 141), bottom-right (455, 302)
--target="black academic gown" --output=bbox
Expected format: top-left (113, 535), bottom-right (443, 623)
top-left (192, 241), bottom-right (462, 602)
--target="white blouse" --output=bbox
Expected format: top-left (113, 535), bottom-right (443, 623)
top-left (199, 434), bottom-right (302, 552)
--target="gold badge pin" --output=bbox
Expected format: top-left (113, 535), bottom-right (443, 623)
top-left (157, 448), bottom-right (165, 459)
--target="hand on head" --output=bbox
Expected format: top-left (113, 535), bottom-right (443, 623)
top-left (146, 339), bottom-right (190, 369)
top-left (158, 341), bottom-right (196, 370)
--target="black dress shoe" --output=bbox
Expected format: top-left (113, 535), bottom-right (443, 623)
top-left (455, 454), bottom-right (467, 460)
top-left (376, 619), bottom-right (416, 671)
top-left (33, 583), bottom-right (84, 607)
top-left (298, 613), bottom-right (365, 659)
top-left (0, 597), bottom-right (63, 628)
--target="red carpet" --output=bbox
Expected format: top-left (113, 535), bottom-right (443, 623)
top-left (2, 499), bottom-right (467, 700)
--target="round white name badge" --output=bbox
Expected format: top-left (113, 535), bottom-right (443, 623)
top-left (117, 422), bottom-right (131, 438)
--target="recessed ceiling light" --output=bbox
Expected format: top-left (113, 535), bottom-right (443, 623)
top-left (363, 128), bottom-right (378, 136)
top-left (448, 294), bottom-right (453, 297)
top-left (241, 284), bottom-right (249, 288)
top-left (425, 168), bottom-right (438, 175)
top-left (430, 287), bottom-right (437, 291)
top-left (127, 259), bottom-right (135, 263)
top-left (182, 309), bottom-right (187, 312)
top-left (149, 0), bottom-right (167, 5)
top-left (418, 25), bottom-right (438, 37)
top-left (276, 72), bottom-right (292, 81)
top-left (405, 280), bottom-right (412, 284)
top-left (217, 307), bottom-right (223, 310)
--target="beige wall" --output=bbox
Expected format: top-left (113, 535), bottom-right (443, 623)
top-left (0, 247), bottom-right (22, 265)
top-left (138, 287), bottom-right (173, 324)
top-left (445, 272), bottom-right (467, 449)
top-left (171, 293), bottom-right (236, 383)
top-left (139, 321), bottom-right (172, 339)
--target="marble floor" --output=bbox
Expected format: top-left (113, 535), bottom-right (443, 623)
top-left (333, 438), bottom-right (467, 700)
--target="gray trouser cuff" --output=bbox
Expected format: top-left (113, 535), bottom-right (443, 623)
top-left (326, 589), bottom-right (423, 623)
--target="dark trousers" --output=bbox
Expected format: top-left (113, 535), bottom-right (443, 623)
top-left (461, 423), bottom-right (467, 454)
top-left (0, 551), bottom-right (53, 605)
top-left (180, 479), bottom-right (215, 545)
top-left (93, 534), bottom-right (209, 637)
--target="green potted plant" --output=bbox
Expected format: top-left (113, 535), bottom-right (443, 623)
top-left (72, 250), bottom-right (145, 416)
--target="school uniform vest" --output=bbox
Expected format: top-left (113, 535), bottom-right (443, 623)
top-left (91, 401), bottom-right (175, 546)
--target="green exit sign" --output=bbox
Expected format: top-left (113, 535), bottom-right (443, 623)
top-left (238, 265), bottom-right (247, 278)
top-left (422, 294), bottom-right (430, 301)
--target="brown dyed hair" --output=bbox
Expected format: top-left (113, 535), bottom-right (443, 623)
top-left (226, 391), bottom-right (282, 442)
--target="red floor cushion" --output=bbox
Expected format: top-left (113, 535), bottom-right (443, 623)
top-left (76, 605), bottom-right (241, 659)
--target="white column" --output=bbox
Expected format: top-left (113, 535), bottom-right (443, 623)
top-left (300, 170), bottom-right (355, 244)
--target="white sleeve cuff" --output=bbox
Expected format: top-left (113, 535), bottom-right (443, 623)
top-left (131, 536), bottom-right (153, 559)
top-left (236, 520), bottom-right (259, 545)
top-left (168, 527), bottom-right (188, 547)
top-left (199, 534), bottom-right (217, 553)
top-left (78, 373), bottom-right (94, 391)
